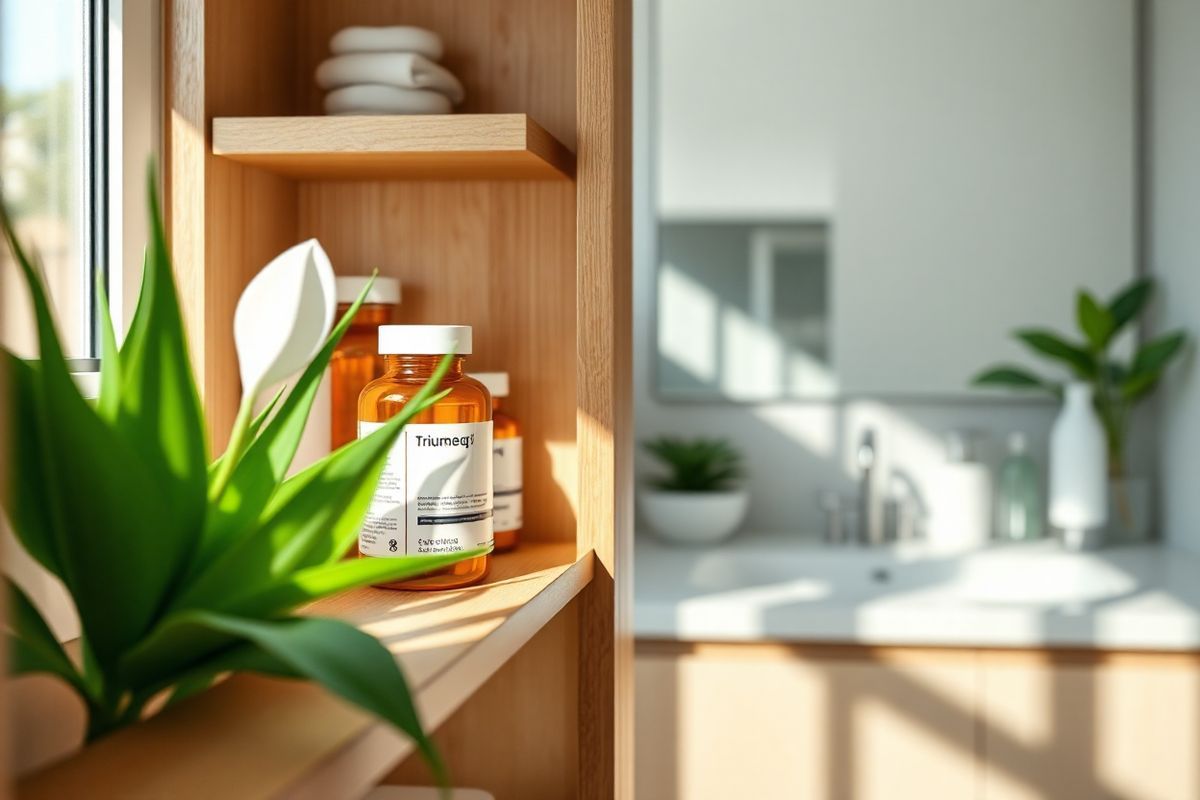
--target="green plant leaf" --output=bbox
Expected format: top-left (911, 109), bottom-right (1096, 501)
top-left (1014, 329), bottom-right (1096, 378)
top-left (2, 204), bottom-right (178, 665)
top-left (1120, 369), bottom-right (1160, 401)
top-left (181, 360), bottom-right (452, 611)
top-left (1076, 291), bottom-right (1114, 349)
top-left (1108, 277), bottom-right (1154, 333)
top-left (111, 167), bottom-right (208, 551)
top-left (207, 385), bottom-right (286, 482)
top-left (1, 352), bottom-right (65, 578)
top-left (95, 276), bottom-right (121, 422)
top-left (191, 278), bottom-right (380, 578)
top-left (643, 436), bottom-right (744, 491)
top-left (5, 579), bottom-right (85, 694)
top-left (121, 549), bottom-right (477, 690)
top-left (970, 365), bottom-right (1054, 391)
top-left (147, 612), bottom-right (447, 787)
top-left (1131, 331), bottom-right (1188, 377)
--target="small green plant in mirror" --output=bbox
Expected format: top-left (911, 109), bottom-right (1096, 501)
top-left (1, 169), bottom-right (481, 784)
top-left (643, 436), bottom-right (744, 492)
top-left (971, 276), bottom-right (1189, 477)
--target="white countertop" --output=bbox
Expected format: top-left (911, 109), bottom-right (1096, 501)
top-left (635, 534), bottom-right (1200, 651)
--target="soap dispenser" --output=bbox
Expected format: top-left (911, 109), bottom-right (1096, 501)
top-left (995, 432), bottom-right (1043, 541)
top-left (928, 429), bottom-right (992, 550)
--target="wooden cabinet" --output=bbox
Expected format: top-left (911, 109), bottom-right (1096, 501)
top-left (637, 643), bottom-right (1200, 800)
top-left (15, 0), bottom-right (632, 797)
top-left (979, 654), bottom-right (1200, 800)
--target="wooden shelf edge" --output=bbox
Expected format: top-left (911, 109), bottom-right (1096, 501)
top-left (212, 114), bottom-right (576, 181)
top-left (286, 550), bottom-right (595, 800)
top-left (18, 546), bottom-right (595, 800)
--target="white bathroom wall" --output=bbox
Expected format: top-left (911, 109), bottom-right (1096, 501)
top-left (634, 0), bottom-right (1152, 535)
top-left (654, 0), bottom-right (837, 218)
top-left (1151, 0), bottom-right (1200, 554)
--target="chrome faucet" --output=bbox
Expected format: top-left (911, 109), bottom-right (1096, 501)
top-left (856, 428), bottom-right (883, 546)
top-left (822, 428), bottom-right (922, 545)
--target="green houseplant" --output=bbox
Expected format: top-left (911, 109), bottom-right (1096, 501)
top-left (1, 172), bottom-right (481, 781)
top-left (640, 437), bottom-right (748, 545)
top-left (971, 277), bottom-right (1189, 536)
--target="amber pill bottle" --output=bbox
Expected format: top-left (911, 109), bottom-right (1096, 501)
top-left (471, 372), bottom-right (522, 551)
top-left (330, 276), bottom-right (400, 450)
top-left (358, 325), bottom-right (493, 590)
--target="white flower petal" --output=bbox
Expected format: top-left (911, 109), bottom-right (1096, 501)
top-left (233, 239), bottom-right (337, 399)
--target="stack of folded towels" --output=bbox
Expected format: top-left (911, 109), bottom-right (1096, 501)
top-left (316, 26), bottom-right (465, 115)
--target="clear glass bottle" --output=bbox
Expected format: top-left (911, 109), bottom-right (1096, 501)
top-left (996, 432), bottom-right (1044, 541)
top-left (358, 325), bottom-right (493, 590)
top-left (330, 276), bottom-right (400, 450)
top-left (472, 372), bottom-right (522, 551)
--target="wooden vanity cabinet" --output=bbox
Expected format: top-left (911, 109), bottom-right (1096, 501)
top-left (636, 641), bottom-right (1200, 800)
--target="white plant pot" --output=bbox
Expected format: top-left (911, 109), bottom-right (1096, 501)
top-left (1108, 476), bottom-right (1152, 543)
top-left (640, 488), bottom-right (749, 545)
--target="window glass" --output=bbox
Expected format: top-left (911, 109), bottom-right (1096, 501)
top-left (1, 0), bottom-right (89, 359)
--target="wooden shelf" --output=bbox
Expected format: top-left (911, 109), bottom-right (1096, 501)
top-left (212, 114), bottom-right (576, 181)
top-left (19, 544), bottom-right (594, 800)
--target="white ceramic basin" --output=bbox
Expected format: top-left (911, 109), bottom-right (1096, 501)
top-left (683, 544), bottom-right (1136, 606)
top-left (635, 535), bottom-right (1200, 649)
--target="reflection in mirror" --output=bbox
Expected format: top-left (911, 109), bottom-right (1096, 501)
top-left (650, 0), bottom-right (1136, 402)
top-left (657, 222), bottom-right (833, 401)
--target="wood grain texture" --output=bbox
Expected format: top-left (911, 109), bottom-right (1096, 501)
top-left (636, 641), bottom-right (1200, 800)
top-left (18, 545), bottom-right (593, 800)
top-left (980, 657), bottom-right (1200, 800)
top-left (636, 649), bottom-right (979, 800)
top-left (213, 115), bottom-right (575, 181)
top-left (169, 0), bottom-right (299, 450)
top-left (576, 0), bottom-right (634, 796)
top-left (384, 599), bottom-right (581, 799)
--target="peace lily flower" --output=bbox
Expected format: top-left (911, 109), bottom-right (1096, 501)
top-left (211, 239), bottom-right (337, 500)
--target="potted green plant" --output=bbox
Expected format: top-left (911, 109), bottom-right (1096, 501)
top-left (640, 437), bottom-right (748, 544)
top-left (971, 277), bottom-right (1189, 541)
top-left (1, 172), bottom-right (482, 782)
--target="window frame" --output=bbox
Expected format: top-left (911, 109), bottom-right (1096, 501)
top-left (105, 0), bottom-right (163, 342)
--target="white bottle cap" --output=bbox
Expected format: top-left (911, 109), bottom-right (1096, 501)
top-left (336, 276), bottom-right (401, 305)
top-left (471, 371), bottom-right (509, 397)
top-left (378, 324), bottom-right (472, 355)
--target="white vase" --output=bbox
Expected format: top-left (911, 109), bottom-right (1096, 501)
top-left (639, 489), bottom-right (749, 545)
top-left (1049, 382), bottom-right (1108, 550)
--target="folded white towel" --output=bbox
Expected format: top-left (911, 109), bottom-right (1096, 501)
top-left (330, 26), bottom-right (444, 61)
top-left (316, 52), bottom-right (464, 105)
top-left (324, 85), bottom-right (453, 116)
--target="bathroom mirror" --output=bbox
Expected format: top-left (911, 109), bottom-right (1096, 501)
top-left (648, 0), bottom-right (1137, 401)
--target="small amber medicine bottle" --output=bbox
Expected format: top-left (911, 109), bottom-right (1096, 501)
top-left (471, 372), bottom-right (522, 551)
top-left (330, 277), bottom-right (400, 450)
top-left (358, 325), bottom-right (493, 590)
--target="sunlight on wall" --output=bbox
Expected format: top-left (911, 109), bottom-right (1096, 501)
top-left (750, 404), bottom-right (839, 461)
top-left (720, 304), bottom-right (783, 399)
top-left (658, 262), bottom-right (717, 383)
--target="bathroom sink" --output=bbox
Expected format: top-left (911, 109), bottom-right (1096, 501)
top-left (659, 540), bottom-right (1138, 608)
top-left (683, 546), bottom-right (956, 601)
top-left (952, 553), bottom-right (1137, 606)
top-left (635, 535), bottom-right (1200, 649)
